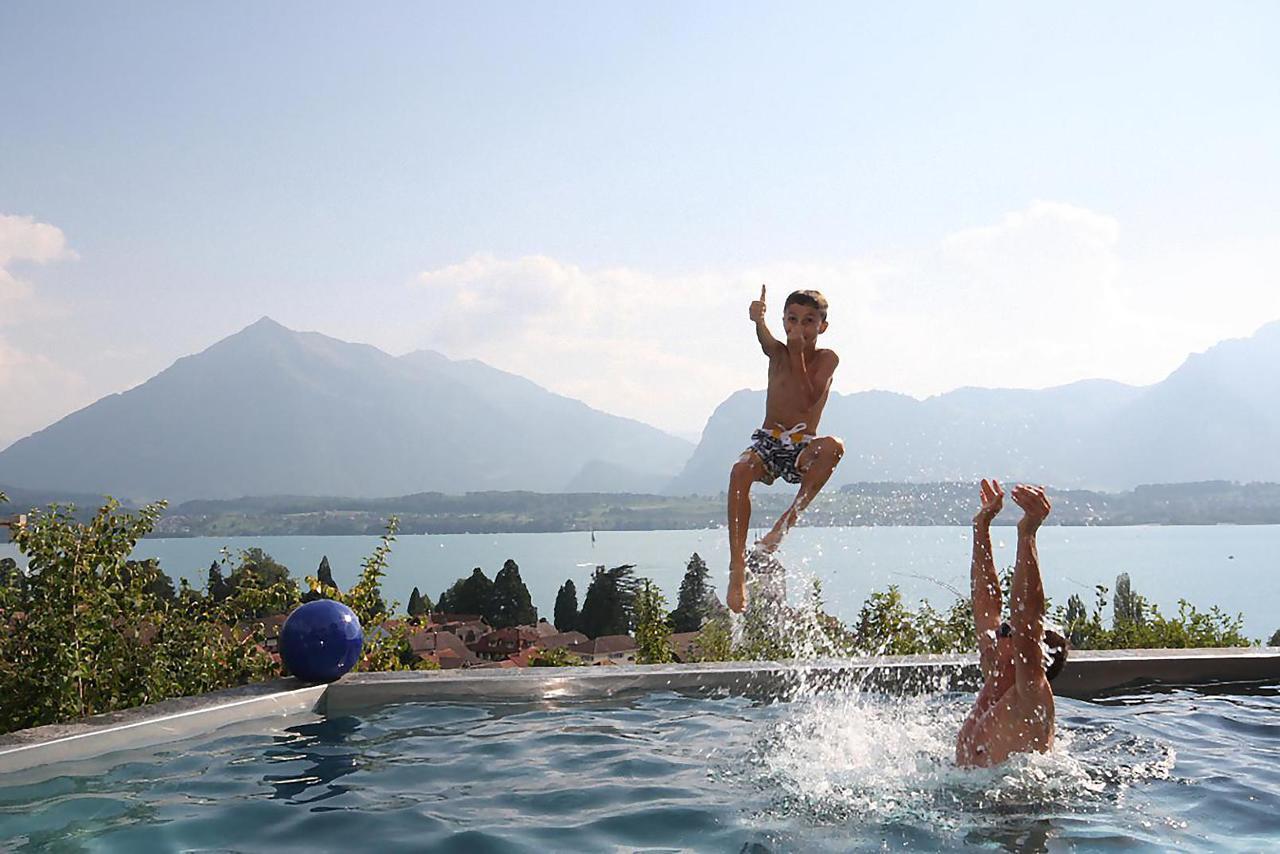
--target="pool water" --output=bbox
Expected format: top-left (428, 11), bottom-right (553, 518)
top-left (2, 683), bottom-right (1278, 852)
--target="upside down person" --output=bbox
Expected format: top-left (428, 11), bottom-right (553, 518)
top-left (956, 480), bottom-right (1069, 767)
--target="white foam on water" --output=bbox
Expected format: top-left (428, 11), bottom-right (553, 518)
top-left (744, 690), bottom-right (1177, 837)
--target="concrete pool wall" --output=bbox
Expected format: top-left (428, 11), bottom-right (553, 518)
top-left (2, 647), bottom-right (1278, 775)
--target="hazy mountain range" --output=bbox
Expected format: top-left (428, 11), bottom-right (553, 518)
top-left (670, 319), bottom-right (1280, 493)
top-left (0, 318), bottom-right (690, 502)
top-left (2, 317), bottom-right (1278, 501)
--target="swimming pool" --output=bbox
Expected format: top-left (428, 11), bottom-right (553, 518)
top-left (2, 681), bottom-right (1277, 852)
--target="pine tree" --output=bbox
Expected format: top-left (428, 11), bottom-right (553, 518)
top-left (668, 552), bottom-right (713, 632)
top-left (317, 556), bottom-right (336, 588)
top-left (578, 564), bottom-right (638, 638)
top-left (0, 557), bottom-right (24, 597)
top-left (1064, 593), bottom-right (1087, 647)
top-left (437, 567), bottom-right (494, 617)
top-left (1113, 573), bottom-right (1145, 627)
top-left (490, 559), bottom-right (536, 628)
top-left (634, 580), bottom-right (674, 664)
top-left (207, 561), bottom-right (230, 602)
top-left (407, 586), bottom-right (432, 619)
top-left (553, 579), bottom-right (579, 633)
top-left (302, 555), bottom-right (339, 603)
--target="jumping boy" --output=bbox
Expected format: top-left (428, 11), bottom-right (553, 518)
top-left (726, 285), bottom-right (843, 613)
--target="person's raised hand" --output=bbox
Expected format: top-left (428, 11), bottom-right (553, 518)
top-left (1012, 484), bottom-right (1051, 532)
top-left (973, 478), bottom-right (1004, 527)
top-left (749, 284), bottom-right (767, 323)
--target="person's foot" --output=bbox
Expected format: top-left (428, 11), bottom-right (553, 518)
top-left (756, 530), bottom-right (781, 554)
top-left (728, 553), bottom-right (748, 613)
top-left (758, 509), bottom-right (796, 553)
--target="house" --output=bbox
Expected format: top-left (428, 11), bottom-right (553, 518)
top-left (234, 613), bottom-right (290, 653)
top-left (506, 646), bottom-right (539, 667)
top-left (405, 629), bottom-right (481, 669)
top-left (436, 619), bottom-right (491, 645)
top-left (567, 634), bottom-right (637, 664)
top-left (260, 614), bottom-right (289, 653)
top-left (668, 631), bottom-right (706, 663)
top-left (428, 612), bottom-right (483, 624)
top-left (532, 631), bottom-right (588, 651)
top-left (472, 626), bottom-right (540, 661)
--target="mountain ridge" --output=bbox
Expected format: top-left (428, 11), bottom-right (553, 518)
top-left (667, 319), bottom-right (1280, 493)
top-left (4, 317), bottom-right (1278, 499)
top-left (0, 319), bottom-right (691, 501)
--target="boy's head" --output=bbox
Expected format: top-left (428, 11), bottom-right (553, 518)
top-left (1044, 628), bottom-right (1069, 682)
top-left (782, 289), bottom-right (829, 343)
top-left (995, 624), bottom-right (1069, 681)
top-left (784, 289), bottom-right (828, 320)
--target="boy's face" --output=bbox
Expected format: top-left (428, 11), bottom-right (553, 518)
top-left (782, 302), bottom-right (828, 344)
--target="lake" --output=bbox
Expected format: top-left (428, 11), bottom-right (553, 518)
top-left (3, 525), bottom-right (1277, 640)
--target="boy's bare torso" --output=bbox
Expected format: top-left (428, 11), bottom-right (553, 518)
top-left (762, 344), bottom-right (836, 432)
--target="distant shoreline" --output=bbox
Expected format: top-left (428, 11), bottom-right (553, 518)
top-left (8, 481), bottom-right (1280, 539)
top-left (134, 519), bottom-right (1280, 540)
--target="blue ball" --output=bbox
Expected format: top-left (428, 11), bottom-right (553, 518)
top-left (279, 600), bottom-right (363, 683)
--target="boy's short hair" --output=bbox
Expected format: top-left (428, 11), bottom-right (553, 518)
top-left (784, 290), bottom-right (829, 320)
top-left (1044, 629), bottom-right (1069, 682)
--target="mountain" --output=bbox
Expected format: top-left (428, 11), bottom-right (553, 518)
top-left (667, 321), bottom-right (1280, 494)
top-left (0, 318), bottom-right (692, 501)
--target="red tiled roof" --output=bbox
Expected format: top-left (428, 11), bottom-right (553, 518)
top-left (507, 647), bottom-right (538, 667)
top-left (406, 630), bottom-right (476, 663)
top-left (429, 613), bottom-right (483, 624)
top-left (568, 634), bottom-right (636, 656)
top-left (533, 631), bottom-right (588, 650)
top-left (484, 626), bottom-right (540, 643)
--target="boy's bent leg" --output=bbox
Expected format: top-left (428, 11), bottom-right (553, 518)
top-left (760, 436), bottom-right (844, 552)
top-left (728, 451), bottom-right (768, 612)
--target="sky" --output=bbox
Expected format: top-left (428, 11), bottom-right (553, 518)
top-left (1, 1), bottom-right (1278, 446)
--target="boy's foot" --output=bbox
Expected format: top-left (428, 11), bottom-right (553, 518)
top-left (757, 508), bottom-right (797, 553)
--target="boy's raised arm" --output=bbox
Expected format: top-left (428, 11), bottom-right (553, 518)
top-left (750, 284), bottom-right (784, 357)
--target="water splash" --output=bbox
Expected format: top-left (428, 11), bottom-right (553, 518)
top-left (725, 541), bottom-right (1178, 842)
top-left (738, 690), bottom-right (1175, 839)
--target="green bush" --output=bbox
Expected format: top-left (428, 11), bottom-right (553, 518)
top-left (1058, 578), bottom-right (1250, 650)
top-left (528, 646), bottom-right (585, 667)
top-left (0, 499), bottom-right (285, 734)
top-left (689, 572), bottom-right (1252, 664)
top-left (634, 580), bottom-right (673, 664)
top-left (0, 501), bottom-right (427, 735)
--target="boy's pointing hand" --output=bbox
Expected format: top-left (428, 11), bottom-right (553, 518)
top-left (749, 284), bottom-right (767, 323)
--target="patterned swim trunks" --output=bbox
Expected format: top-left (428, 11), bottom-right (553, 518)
top-left (745, 423), bottom-right (815, 485)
